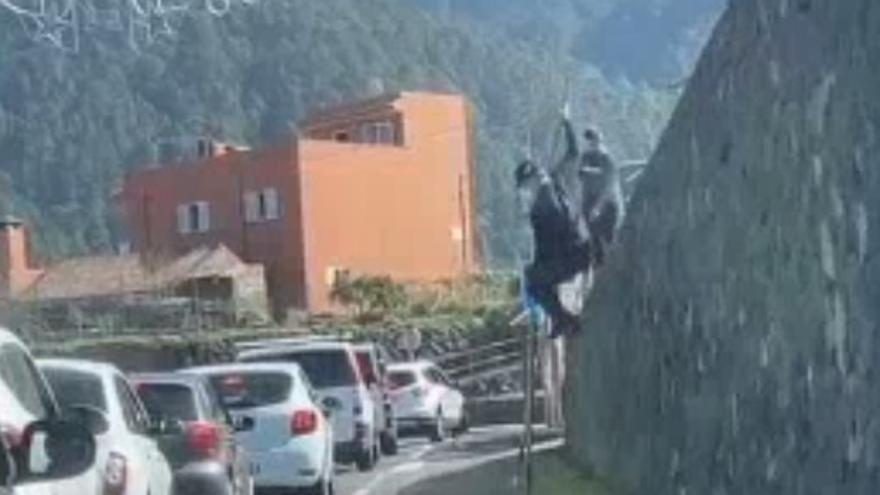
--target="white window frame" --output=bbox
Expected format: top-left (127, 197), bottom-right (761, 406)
top-left (360, 121), bottom-right (395, 145)
top-left (263, 188), bottom-right (280, 220)
top-left (244, 191), bottom-right (259, 223)
top-left (177, 201), bottom-right (210, 234)
top-left (243, 188), bottom-right (281, 224)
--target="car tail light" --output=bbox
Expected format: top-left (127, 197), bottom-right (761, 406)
top-left (187, 421), bottom-right (222, 458)
top-left (291, 410), bottom-right (318, 436)
top-left (103, 452), bottom-right (127, 495)
top-left (0, 423), bottom-right (22, 448)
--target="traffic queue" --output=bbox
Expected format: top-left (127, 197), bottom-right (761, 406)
top-left (0, 329), bottom-right (468, 495)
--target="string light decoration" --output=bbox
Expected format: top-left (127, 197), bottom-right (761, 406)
top-left (0, 0), bottom-right (258, 52)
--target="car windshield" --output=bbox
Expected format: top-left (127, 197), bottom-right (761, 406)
top-left (244, 351), bottom-right (355, 389)
top-left (207, 372), bottom-right (292, 410)
top-left (387, 370), bottom-right (417, 389)
top-left (41, 367), bottom-right (106, 413)
top-left (136, 383), bottom-right (198, 422)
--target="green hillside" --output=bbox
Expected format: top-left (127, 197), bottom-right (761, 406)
top-left (409, 0), bottom-right (724, 81)
top-left (0, 0), bottom-right (676, 267)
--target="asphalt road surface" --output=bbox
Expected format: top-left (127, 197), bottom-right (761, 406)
top-left (335, 425), bottom-right (562, 495)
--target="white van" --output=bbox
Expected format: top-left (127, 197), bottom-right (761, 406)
top-left (237, 341), bottom-right (381, 471)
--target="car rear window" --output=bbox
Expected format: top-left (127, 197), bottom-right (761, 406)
top-left (242, 351), bottom-right (356, 389)
top-left (41, 367), bottom-right (106, 413)
top-left (136, 383), bottom-right (198, 421)
top-left (208, 372), bottom-right (292, 410)
top-left (387, 370), bottom-right (416, 389)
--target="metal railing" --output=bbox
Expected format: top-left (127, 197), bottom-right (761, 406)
top-left (434, 337), bottom-right (522, 384)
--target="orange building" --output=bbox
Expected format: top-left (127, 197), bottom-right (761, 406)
top-left (120, 92), bottom-right (479, 316)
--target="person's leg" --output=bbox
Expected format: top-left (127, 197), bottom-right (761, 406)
top-left (590, 202), bottom-right (619, 265)
top-left (588, 224), bottom-right (606, 266)
top-left (526, 262), bottom-right (579, 337)
top-left (604, 201), bottom-right (621, 245)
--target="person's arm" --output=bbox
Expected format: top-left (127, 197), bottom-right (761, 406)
top-left (590, 154), bottom-right (622, 216)
top-left (550, 119), bottom-right (580, 183)
top-left (562, 119), bottom-right (578, 162)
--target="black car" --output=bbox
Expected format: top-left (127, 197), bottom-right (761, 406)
top-left (131, 373), bottom-right (253, 495)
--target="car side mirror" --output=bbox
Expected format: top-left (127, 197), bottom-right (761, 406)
top-left (12, 418), bottom-right (96, 485)
top-left (66, 405), bottom-right (110, 436)
top-left (231, 416), bottom-right (254, 433)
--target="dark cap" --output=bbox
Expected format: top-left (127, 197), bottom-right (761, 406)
top-left (515, 160), bottom-right (539, 187)
top-left (583, 127), bottom-right (602, 142)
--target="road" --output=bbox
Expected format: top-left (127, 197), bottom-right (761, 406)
top-left (334, 425), bottom-right (562, 495)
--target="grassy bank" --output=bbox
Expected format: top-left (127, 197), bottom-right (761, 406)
top-left (400, 447), bottom-right (614, 495)
top-left (533, 450), bottom-right (614, 494)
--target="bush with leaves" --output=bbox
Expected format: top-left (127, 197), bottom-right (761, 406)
top-left (330, 273), bottom-right (407, 322)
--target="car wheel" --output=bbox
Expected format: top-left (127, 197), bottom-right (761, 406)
top-left (304, 474), bottom-right (333, 495)
top-left (355, 445), bottom-right (376, 472)
top-left (454, 410), bottom-right (470, 436)
top-left (428, 409), bottom-right (446, 443)
top-left (380, 430), bottom-right (399, 456)
top-left (241, 476), bottom-right (254, 495)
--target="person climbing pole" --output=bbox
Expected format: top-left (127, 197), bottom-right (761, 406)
top-left (515, 105), bottom-right (592, 338)
top-left (579, 126), bottom-right (624, 266)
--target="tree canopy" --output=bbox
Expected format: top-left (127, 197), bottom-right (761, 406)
top-left (0, 0), bottom-right (694, 267)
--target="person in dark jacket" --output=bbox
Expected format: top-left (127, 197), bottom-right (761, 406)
top-left (579, 127), bottom-right (624, 265)
top-left (515, 151), bottom-right (591, 338)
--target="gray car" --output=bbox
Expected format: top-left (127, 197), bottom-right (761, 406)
top-left (131, 373), bottom-right (253, 495)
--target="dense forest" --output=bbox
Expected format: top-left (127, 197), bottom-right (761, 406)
top-left (0, 0), bottom-right (722, 267)
top-left (410, 0), bottom-right (725, 81)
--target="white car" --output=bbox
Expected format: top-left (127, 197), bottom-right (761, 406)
top-left (0, 328), bottom-right (90, 495)
top-left (0, 408), bottom-right (98, 495)
top-left (386, 361), bottom-right (467, 442)
top-left (184, 363), bottom-right (334, 495)
top-left (37, 359), bottom-right (174, 495)
top-left (237, 340), bottom-right (381, 471)
top-left (353, 343), bottom-right (398, 456)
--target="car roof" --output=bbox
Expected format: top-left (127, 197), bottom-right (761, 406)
top-left (0, 327), bottom-right (27, 348)
top-left (183, 362), bottom-right (304, 376)
top-left (37, 358), bottom-right (122, 377)
top-left (236, 336), bottom-right (349, 351)
top-left (129, 372), bottom-right (205, 387)
top-left (387, 360), bottom-right (435, 372)
top-left (238, 341), bottom-right (354, 360)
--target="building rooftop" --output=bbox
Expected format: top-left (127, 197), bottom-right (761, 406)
top-left (0, 215), bottom-right (24, 229)
top-left (300, 93), bottom-right (401, 129)
top-left (24, 244), bottom-right (256, 301)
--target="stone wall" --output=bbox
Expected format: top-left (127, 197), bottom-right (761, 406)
top-left (566, 1), bottom-right (880, 493)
